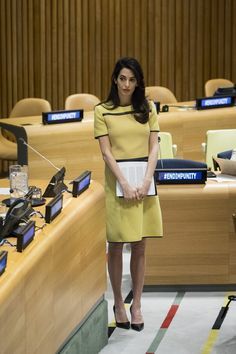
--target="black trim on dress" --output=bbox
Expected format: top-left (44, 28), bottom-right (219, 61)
top-left (95, 134), bottom-right (109, 139)
top-left (103, 111), bottom-right (135, 117)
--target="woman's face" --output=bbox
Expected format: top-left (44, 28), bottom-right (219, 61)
top-left (115, 68), bottom-right (137, 104)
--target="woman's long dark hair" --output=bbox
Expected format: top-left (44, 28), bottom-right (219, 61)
top-left (105, 57), bottom-right (149, 124)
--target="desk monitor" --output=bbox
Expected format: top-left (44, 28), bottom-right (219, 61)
top-left (42, 167), bottom-right (68, 197)
top-left (155, 168), bottom-right (207, 184)
top-left (196, 96), bottom-right (235, 110)
top-left (0, 251), bottom-right (8, 276)
top-left (214, 85), bottom-right (236, 97)
top-left (42, 109), bottom-right (83, 125)
top-left (45, 193), bottom-right (63, 223)
top-left (72, 170), bottom-right (92, 197)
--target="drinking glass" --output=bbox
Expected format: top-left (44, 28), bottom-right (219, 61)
top-left (0, 202), bottom-right (7, 219)
top-left (9, 165), bottom-right (28, 199)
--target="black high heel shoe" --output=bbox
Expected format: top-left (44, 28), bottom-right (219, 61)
top-left (113, 305), bottom-right (130, 329)
top-left (130, 305), bottom-right (144, 332)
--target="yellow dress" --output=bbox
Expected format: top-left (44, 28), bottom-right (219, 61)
top-left (94, 101), bottom-right (163, 243)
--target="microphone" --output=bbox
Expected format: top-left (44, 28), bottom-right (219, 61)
top-left (163, 104), bottom-right (196, 109)
top-left (157, 135), bottom-right (164, 169)
top-left (19, 138), bottom-right (60, 171)
top-left (18, 138), bottom-right (67, 198)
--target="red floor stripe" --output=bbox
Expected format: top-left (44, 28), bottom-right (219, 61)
top-left (160, 304), bottom-right (179, 328)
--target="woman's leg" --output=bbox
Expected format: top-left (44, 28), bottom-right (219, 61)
top-left (107, 242), bottom-right (129, 322)
top-left (130, 239), bottom-right (146, 323)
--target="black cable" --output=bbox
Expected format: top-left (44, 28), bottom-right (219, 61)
top-left (0, 239), bottom-right (16, 247)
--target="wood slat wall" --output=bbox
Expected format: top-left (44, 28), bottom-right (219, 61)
top-left (0, 0), bottom-right (235, 117)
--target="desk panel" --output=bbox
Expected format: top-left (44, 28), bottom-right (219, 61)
top-left (0, 180), bottom-right (106, 354)
top-left (145, 181), bottom-right (236, 286)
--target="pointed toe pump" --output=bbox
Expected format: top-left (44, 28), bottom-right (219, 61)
top-left (130, 305), bottom-right (144, 332)
top-left (113, 305), bottom-right (130, 330)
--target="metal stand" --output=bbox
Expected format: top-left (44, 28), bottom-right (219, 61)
top-left (221, 295), bottom-right (236, 319)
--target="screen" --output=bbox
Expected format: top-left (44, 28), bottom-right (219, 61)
top-left (156, 169), bottom-right (207, 184)
top-left (22, 225), bottom-right (35, 247)
top-left (42, 110), bottom-right (83, 124)
top-left (72, 171), bottom-right (91, 197)
top-left (51, 198), bottom-right (63, 217)
top-left (78, 174), bottom-right (91, 192)
top-left (0, 252), bottom-right (7, 276)
top-left (45, 194), bottom-right (63, 223)
top-left (196, 96), bottom-right (234, 110)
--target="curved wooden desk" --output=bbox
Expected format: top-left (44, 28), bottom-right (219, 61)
top-left (0, 112), bottom-right (104, 183)
top-left (144, 179), bottom-right (236, 289)
top-left (0, 180), bottom-right (107, 354)
top-left (0, 105), bottom-right (236, 183)
top-left (158, 104), bottom-right (236, 162)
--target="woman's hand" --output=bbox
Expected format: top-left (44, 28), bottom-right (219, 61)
top-left (137, 177), bottom-right (152, 200)
top-left (121, 182), bottom-right (138, 201)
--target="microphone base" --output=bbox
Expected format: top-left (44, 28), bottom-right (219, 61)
top-left (42, 181), bottom-right (68, 198)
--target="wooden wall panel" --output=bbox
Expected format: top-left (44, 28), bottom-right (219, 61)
top-left (0, 0), bottom-right (236, 117)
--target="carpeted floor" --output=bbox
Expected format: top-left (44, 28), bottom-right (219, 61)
top-left (99, 248), bottom-right (236, 354)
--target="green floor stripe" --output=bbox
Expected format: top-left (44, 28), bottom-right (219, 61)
top-left (146, 329), bottom-right (166, 353)
top-left (146, 292), bottom-right (185, 353)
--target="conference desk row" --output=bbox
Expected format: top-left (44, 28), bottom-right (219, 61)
top-left (0, 104), bottom-right (236, 183)
top-left (145, 177), bottom-right (236, 290)
top-left (0, 180), bottom-right (107, 354)
top-left (1, 175), bottom-right (236, 353)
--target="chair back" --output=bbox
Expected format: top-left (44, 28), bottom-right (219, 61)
top-left (204, 129), bottom-right (236, 169)
top-left (204, 78), bottom-right (234, 97)
top-left (65, 93), bottom-right (100, 111)
top-left (10, 98), bottom-right (52, 117)
top-left (158, 132), bottom-right (177, 159)
top-left (145, 86), bottom-right (177, 104)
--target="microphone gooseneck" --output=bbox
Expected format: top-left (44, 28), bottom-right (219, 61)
top-left (19, 138), bottom-right (60, 171)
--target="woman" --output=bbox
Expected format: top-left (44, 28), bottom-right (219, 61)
top-left (94, 57), bottom-right (163, 331)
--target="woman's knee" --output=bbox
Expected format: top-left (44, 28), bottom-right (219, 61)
top-left (130, 239), bottom-right (146, 256)
top-left (108, 242), bottom-right (124, 255)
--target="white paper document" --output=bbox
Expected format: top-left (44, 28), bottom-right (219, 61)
top-left (214, 174), bottom-right (236, 182)
top-left (0, 188), bottom-right (10, 195)
top-left (116, 161), bottom-right (156, 197)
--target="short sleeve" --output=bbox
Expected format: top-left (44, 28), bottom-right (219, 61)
top-left (94, 105), bottom-right (108, 139)
top-left (148, 101), bottom-right (160, 132)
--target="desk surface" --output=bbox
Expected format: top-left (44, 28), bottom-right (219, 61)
top-left (145, 178), bottom-right (236, 287)
top-left (0, 179), bottom-right (106, 354)
top-left (1, 105), bottom-right (236, 183)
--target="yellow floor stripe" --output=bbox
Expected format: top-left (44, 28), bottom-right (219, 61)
top-left (201, 329), bottom-right (219, 354)
top-left (201, 292), bottom-right (231, 354)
